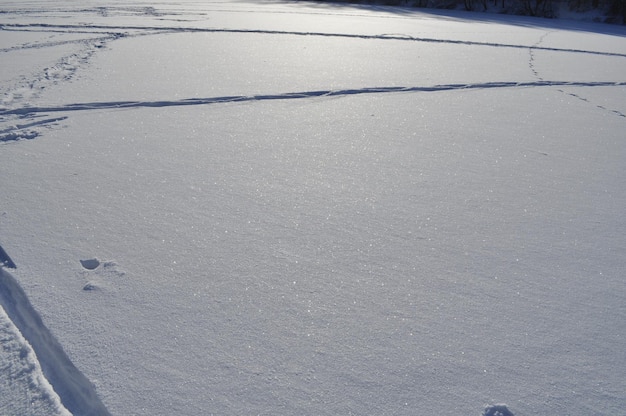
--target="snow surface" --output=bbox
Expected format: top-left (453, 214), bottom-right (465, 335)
top-left (1, 0), bottom-right (626, 415)
top-left (0, 266), bottom-right (110, 415)
top-left (0, 302), bottom-right (70, 416)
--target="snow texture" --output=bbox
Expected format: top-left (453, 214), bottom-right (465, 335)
top-left (483, 403), bottom-right (515, 416)
top-left (1, 0), bottom-right (626, 415)
top-left (0, 244), bottom-right (17, 269)
top-left (0, 303), bottom-right (70, 416)
top-left (0, 267), bottom-right (111, 415)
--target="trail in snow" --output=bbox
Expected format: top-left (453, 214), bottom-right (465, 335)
top-left (0, 116), bottom-right (67, 143)
top-left (557, 88), bottom-right (626, 117)
top-left (2, 10), bottom-right (625, 143)
top-left (527, 31), bottom-right (554, 79)
top-left (4, 23), bottom-right (626, 58)
top-left (0, 31), bottom-right (119, 98)
top-left (526, 29), bottom-right (626, 118)
top-left (1, 80), bottom-right (625, 143)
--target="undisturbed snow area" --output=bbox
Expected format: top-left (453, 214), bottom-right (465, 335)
top-left (1, 0), bottom-right (626, 415)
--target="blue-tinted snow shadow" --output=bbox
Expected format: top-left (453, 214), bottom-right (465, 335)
top-left (284, 0), bottom-right (626, 37)
top-left (0, 244), bottom-right (16, 268)
top-left (0, 265), bottom-right (111, 416)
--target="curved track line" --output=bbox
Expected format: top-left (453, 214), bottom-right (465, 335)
top-left (3, 23), bottom-right (626, 58)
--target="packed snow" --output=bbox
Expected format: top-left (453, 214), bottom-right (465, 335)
top-left (1, 0), bottom-right (626, 415)
top-left (0, 300), bottom-right (70, 416)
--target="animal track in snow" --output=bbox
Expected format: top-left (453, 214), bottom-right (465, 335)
top-left (81, 282), bottom-right (100, 291)
top-left (558, 88), bottom-right (626, 117)
top-left (483, 403), bottom-right (514, 416)
top-left (527, 31), bottom-right (626, 119)
top-left (79, 258), bottom-right (126, 291)
top-left (79, 258), bottom-right (100, 270)
top-left (528, 31), bottom-right (554, 81)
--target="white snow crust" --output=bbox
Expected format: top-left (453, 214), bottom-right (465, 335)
top-left (1, 0), bottom-right (626, 415)
top-left (0, 304), bottom-right (71, 416)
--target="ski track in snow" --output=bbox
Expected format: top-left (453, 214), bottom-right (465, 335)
top-left (2, 12), bottom-right (626, 143)
top-left (4, 23), bottom-right (626, 58)
top-left (1, 80), bottom-right (625, 118)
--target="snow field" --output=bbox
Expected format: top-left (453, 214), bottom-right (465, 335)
top-left (1, 1), bottom-right (626, 415)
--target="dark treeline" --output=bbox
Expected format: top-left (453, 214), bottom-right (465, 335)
top-left (308, 0), bottom-right (626, 22)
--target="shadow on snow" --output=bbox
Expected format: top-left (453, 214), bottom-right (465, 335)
top-left (0, 250), bottom-right (111, 416)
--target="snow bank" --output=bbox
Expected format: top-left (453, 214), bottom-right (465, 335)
top-left (0, 267), bottom-right (110, 416)
top-left (0, 244), bottom-right (16, 269)
top-left (0, 303), bottom-right (70, 416)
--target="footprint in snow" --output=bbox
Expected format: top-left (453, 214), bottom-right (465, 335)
top-left (483, 404), bottom-right (514, 416)
top-left (80, 258), bottom-right (100, 270)
top-left (82, 281), bottom-right (99, 291)
top-left (80, 258), bottom-right (125, 291)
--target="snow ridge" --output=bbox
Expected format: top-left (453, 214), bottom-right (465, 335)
top-left (0, 23), bottom-right (122, 143)
top-left (0, 267), bottom-right (111, 416)
top-left (0, 305), bottom-right (71, 416)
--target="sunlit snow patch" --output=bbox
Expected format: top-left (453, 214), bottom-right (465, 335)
top-left (0, 305), bottom-right (71, 416)
top-left (0, 267), bottom-right (111, 415)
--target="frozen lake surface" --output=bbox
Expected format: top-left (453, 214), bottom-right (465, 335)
top-left (1, 1), bottom-right (626, 414)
